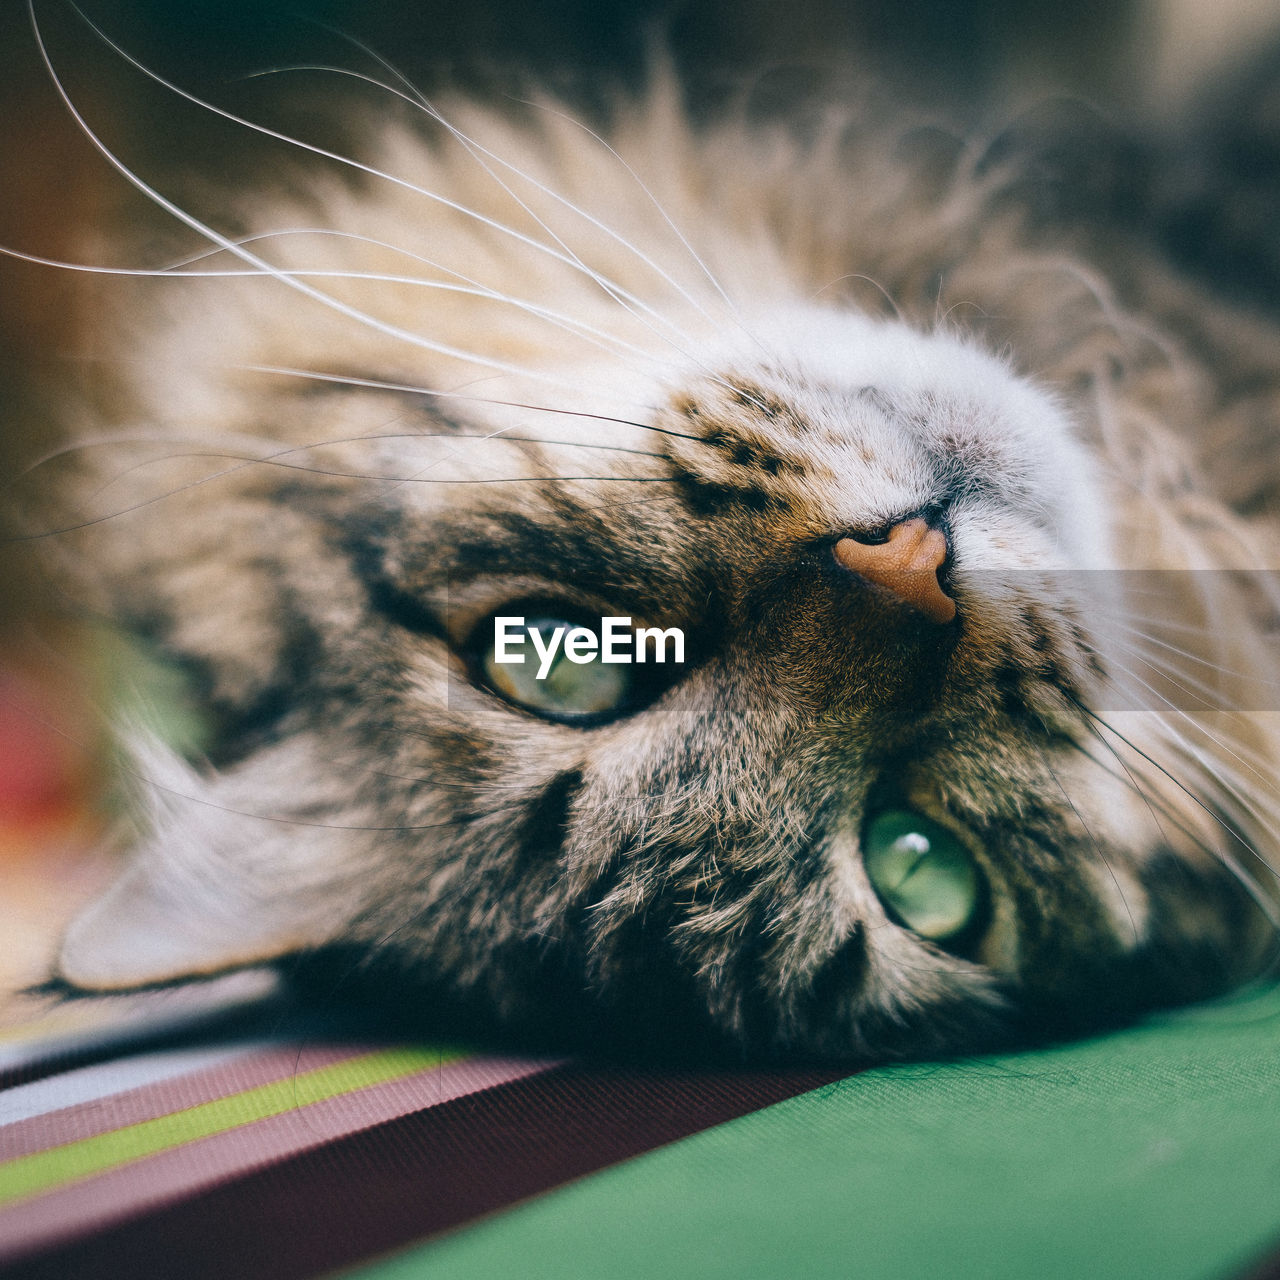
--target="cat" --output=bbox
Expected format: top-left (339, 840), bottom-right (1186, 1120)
top-left (21, 8), bottom-right (1280, 1063)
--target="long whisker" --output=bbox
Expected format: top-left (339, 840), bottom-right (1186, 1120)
top-left (1098, 609), bottom-right (1280, 687)
top-left (239, 365), bottom-right (703, 441)
top-left (0, 240), bottom-right (673, 368)
top-left (435, 87), bottom-right (785, 413)
top-left (2, 423), bottom-right (491, 486)
top-left (1097, 610), bottom-right (1227, 637)
top-left (14, 469), bottom-right (680, 542)
top-left (320, 29), bottom-right (753, 361)
top-left (33, 9), bottom-right (647, 405)
top-left (516, 94), bottom-right (749, 322)
top-left (87, 431), bottom-right (673, 508)
top-left (1066, 727), bottom-right (1277, 922)
top-left (176, 228), bottom-right (672, 366)
top-left (248, 63), bottom-right (727, 339)
top-left (1066, 734), bottom-right (1173, 845)
top-left (396, 89), bottom-right (721, 376)
top-left (1034, 738), bottom-right (1140, 943)
top-left (1094, 700), bottom-right (1280, 825)
top-left (6, 406), bottom-right (678, 519)
top-left (1102, 637), bottom-right (1254, 717)
top-left (62, 2), bottom-right (705, 359)
top-left (240, 58), bottom-right (774, 407)
top-left (1097, 644), bottom-right (1280, 792)
top-left (1091, 684), bottom-right (1280, 834)
top-left (1099, 662), bottom-right (1280, 793)
top-left (97, 436), bottom-right (668, 482)
top-left (1095, 651), bottom-right (1280, 800)
top-left (1070, 695), bottom-right (1280, 898)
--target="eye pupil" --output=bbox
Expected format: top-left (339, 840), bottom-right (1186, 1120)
top-left (863, 809), bottom-right (980, 942)
top-left (873, 830), bottom-right (931, 891)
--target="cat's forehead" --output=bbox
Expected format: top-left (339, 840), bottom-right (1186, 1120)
top-left (641, 311), bottom-right (1092, 545)
top-left (688, 308), bottom-right (1064, 448)
top-left (348, 307), bottom-right (1108, 584)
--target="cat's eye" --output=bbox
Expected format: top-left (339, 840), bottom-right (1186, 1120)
top-left (863, 809), bottom-right (982, 943)
top-left (475, 611), bottom-right (667, 723)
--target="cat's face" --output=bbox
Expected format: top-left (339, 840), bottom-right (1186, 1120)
top-left (47, 99), bottom-right (1275, 1061)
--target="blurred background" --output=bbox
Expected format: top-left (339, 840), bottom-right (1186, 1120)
top-left (3, 0), bottom-right (1280, 1017)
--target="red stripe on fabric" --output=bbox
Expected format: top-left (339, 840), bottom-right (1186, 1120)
top-left (0, 1063), bottom-right (845, 1280)
top-left (0, 1043), bottom-right (371, 1159)
top-left (0, 1056), bottom-right (551, 1263)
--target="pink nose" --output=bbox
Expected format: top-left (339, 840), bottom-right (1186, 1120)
top-left (833, 518), bottom-right (955, 624)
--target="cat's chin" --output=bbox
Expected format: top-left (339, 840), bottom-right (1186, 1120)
top-left (270, 943), bottom-right (1010, 1068)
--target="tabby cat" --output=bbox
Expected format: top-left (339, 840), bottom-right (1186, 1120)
top-left (23, 7), bottom-right (1280, 1062)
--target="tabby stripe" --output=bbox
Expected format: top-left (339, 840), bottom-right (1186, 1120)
top-left (0, 1041), bottom-right (372, 1158)
top-left (0, 1053), bottom-right (550, 1264)
top-left (0, 1047), bottom-right (458, 1205)
top-left (0, 1063), bottom-right (842, 1280)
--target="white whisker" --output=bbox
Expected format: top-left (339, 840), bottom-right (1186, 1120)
top-left (236, 365), bottom-right (702, 441)
top-left (510, 93), bottom-right (752, 323)
top-left (251, 65), bottom-right (726, 339)
top-left (1074, 698), bottom-right (1280, 898)
top-left (1102, 613), bottom-right (1280, 688)
top-left (1037, 741), bottom-right (1140, 943)
top-left (1103, 636), bottom-right (1262, 717)
top-left (35, 7), bottom-right (654, 404)
top-left (1070, 724), bottom-right (1278, 922)
top-left (0, 241), bottom-right (679, 368)
top-left (62, 3), bottom-right (708, 365)
top-left (1098, 651), bottom-right (1280, 801)
top-left (297, 31), bottom-right (754, 354)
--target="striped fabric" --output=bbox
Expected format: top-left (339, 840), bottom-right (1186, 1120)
top-left (0, 1043), bottom-right (551, 1261)
top-left (0, 997), bottom-right (837, 1279)
top-left (5, 984), bottom-right (1280, 1279)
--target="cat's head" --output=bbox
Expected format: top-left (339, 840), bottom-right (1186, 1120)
top-left (47, 97), bottom-right (1278, 1061)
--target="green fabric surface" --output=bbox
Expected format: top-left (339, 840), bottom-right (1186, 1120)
top-left (351, 986), bottom-right (1280, 1280)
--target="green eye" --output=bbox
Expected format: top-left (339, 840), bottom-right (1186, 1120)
top-left (863, 809), bottom-right (981, 942)
top-left (482, 616), bottom-right (632, 721)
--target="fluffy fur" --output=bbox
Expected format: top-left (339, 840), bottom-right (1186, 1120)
top-left (29, 40), bottom-right (1280, 1061)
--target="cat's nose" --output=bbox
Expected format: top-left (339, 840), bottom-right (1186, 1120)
top-left (833, 517), bottom-right (955, 623)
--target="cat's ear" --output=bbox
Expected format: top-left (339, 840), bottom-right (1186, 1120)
top-left (56, 735), bottom-right (356, 991)
top-left (57, 859), bottom-right (323, 990)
